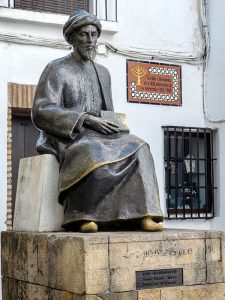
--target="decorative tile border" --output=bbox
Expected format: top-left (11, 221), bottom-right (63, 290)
top-left (127, 60), bottom-right (182, 106)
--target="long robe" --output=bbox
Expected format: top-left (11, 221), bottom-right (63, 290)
top-left (32, 53), bottom-right (163, 229)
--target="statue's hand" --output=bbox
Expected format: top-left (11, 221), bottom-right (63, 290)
top-left (84, 115), bottom-right (120, 135)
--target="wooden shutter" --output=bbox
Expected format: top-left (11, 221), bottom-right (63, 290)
top-left (12, 115), bottom-right (39, 217)
top-left (14, 0), bottom-right (89, 15)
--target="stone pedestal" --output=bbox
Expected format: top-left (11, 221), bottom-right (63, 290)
top-left (2, 230), bottom-right (225, 299)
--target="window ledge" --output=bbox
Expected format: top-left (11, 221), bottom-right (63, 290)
top-left (101, 20), bottom-right (118, 34)
top-left (0, 7), bottom-right (119, 33)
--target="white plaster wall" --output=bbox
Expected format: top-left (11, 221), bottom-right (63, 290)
top-left (0, 0), bottom-right (212, 240)
top-left (0, 17), bottom-right (64, 40)
top-left (206, 0), bottom-right (225, 120)
top-left (204, 0), bottom-right (225, 231)
top-left (99, 0), bottom-right (204, 55)
top-left (0, 42), bottom-right (69, 85)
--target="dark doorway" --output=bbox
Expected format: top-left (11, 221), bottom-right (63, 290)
top-left (12, 114), bottom-right (40, 218)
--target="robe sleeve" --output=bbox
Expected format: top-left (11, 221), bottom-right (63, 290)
top-left (32, 62), bottom-right (86, 140)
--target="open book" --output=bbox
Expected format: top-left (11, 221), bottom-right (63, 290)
top-left (101, 111), bottom-right (129, 133)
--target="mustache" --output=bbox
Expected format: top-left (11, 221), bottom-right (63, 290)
top-left (81, 45), bottom-right (96, 51)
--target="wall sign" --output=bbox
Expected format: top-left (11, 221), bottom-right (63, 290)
top-left (127, 60), bottom-right (182, 106)
top-left (136, 268), bottom-right (183, 289)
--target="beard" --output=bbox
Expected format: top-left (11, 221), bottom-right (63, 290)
top-left (78, 45), bottom-right (96, 61)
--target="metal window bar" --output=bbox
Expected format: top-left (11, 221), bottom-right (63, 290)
top-left (165, 127), bottom-right (171, 218)
top-left (115, 0), bottom-right (117, 22)
top-left (175, 128), bottom-right (178, 218)
top-left (105, 0), bottom-right (107, 20)
top-left (204, 128), bottom-right (208, 218)
top-left (181, 127), bottom-right (185, 218)
top-left (189, 127), bottom-right (193, 218)
top-left (197, 128), bottom-right (200, 218)
top-left (211, 131), bottom-right (215, 217)
top-left (163, 126), bottom-right (216, 220)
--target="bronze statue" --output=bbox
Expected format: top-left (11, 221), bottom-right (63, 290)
top-left (32, 10), bottom-right (163, 232)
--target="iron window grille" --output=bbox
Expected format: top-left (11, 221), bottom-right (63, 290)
top-left (1, 0), bottom-right (118, 21)
top-left (163, 126), bottom-right (216, 220)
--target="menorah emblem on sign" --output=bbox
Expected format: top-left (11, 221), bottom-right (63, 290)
top-left (131, 66), bottom-right (147, 85)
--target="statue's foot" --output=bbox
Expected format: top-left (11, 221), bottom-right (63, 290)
top-left (141, 217), bottom-right (163, 232)
top-left (80, 221), bottom-right (98, 233)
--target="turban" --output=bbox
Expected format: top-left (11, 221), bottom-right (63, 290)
top-left (63, 10), bottom-right (102, 44)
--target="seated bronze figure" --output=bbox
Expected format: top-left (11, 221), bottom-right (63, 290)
top-left (32, 10), bottom-right (163, 232)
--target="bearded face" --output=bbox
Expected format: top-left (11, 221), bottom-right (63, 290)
top-left (77, 43), bottom-right (96, 61)
top-left (70, 25), bottom-right (98, 61)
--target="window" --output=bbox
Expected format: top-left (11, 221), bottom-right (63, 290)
top-left (164, 126), bottom-right (216, 219)
top-left (93, 0), bottom-right (117, 21)
top-left (1, 0), bottom-right (118, 21)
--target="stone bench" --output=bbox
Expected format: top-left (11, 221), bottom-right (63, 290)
top-left (13, 154), bottom-right (64, 232)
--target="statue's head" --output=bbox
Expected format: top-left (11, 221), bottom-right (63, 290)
top-left (63, 10), bottom-right (102, 61)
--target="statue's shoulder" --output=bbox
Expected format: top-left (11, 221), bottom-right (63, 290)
top-left (37, 54), bottom-right (77, 86)
top-left (48, 53), bottom-right (73, 69)
top-left (94, 61), bottom-right (110, 76)
top-left (41, 54), bottom-right (77, 79)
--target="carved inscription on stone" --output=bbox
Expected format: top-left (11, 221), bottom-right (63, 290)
top-left (206, 238), bottom-right (221, 262)
top-left (109, 240), bottom-right (206, 269)
top-left (123, 244), bottom-right (194, 267)
top-left (144, 246), bottom-right (193, 257)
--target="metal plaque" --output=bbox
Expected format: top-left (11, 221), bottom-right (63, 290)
top-left (136, 268), bottom-right (183, 289)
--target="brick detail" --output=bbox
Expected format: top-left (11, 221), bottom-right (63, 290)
top-left (8, 82), bottom-right (36, 109)
top-left (7, 108), bottom-right (13, 231)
